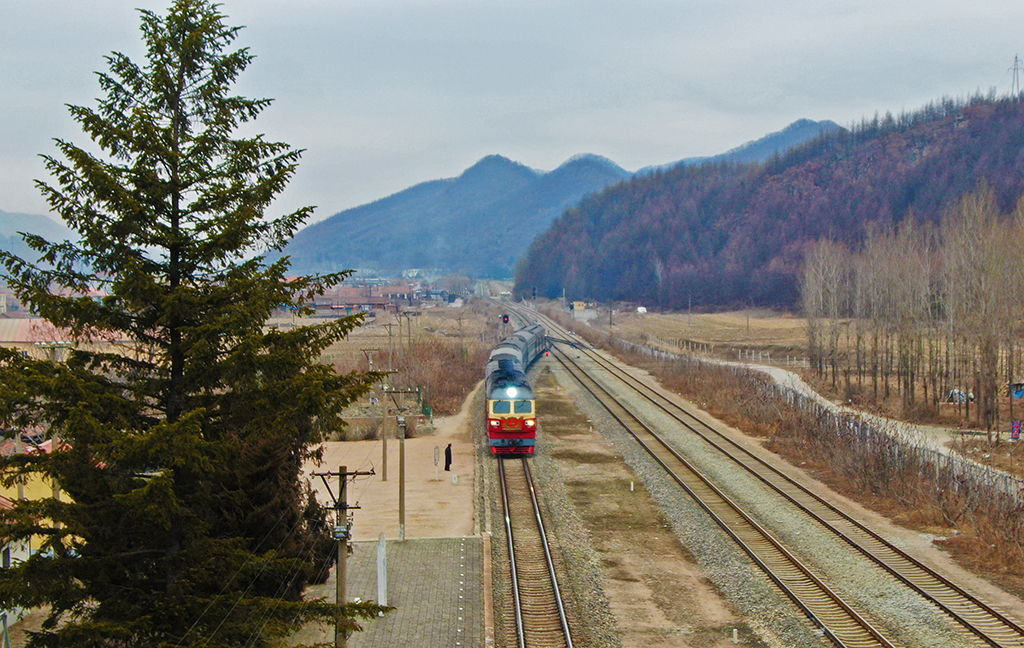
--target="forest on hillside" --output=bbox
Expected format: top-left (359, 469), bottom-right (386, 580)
top-left (513, 94), bottom-right (1024, 310)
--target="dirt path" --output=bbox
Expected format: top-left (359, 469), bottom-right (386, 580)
top-left (727, 361), bottom-right (962, 455)
top-left (307, 382), bottom-right (482, 541)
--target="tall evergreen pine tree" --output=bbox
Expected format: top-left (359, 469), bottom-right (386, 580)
top-left (0, 1), bottom-right (383, 645)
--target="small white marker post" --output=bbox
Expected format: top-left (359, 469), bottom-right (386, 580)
top-left (377, 533), bottom-right (388, 607)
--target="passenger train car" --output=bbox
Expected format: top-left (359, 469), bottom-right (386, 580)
top-left (485, 323), bottom-right (547, 454)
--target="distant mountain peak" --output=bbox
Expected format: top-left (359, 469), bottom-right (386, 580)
top-left (636, 118), bottom-right (841, 175)
top-left (783, 118), bottom-right (820, 131)
top-left (459, 154), bottom-right (536, 179)
top-left (557, 153), bottom-right (626, 172)
top-left (276, 152), bottom-right (629, 278)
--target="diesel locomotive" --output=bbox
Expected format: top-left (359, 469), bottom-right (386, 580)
top-left (485, 323), bottom-right (546, 454)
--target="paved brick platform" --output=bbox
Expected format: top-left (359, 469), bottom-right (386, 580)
top-left (345, 536), bottom-right (486, 648)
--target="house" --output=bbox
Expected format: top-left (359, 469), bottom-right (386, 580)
top-left (312, 285), bottom-right (392, 315)
top-left (378, 284), bottom-right (422, 304)
top-left (0, 435), bottom-right (61, 634)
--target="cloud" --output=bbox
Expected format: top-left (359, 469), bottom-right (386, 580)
top-left (3, 0), bottom-right (1024, 219)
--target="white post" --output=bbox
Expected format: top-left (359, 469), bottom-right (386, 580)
top-left (377, 533), bottom-right (388, 606)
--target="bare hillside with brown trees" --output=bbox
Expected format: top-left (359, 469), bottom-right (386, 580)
top-left (515, 94), bottom-right (1024, 310)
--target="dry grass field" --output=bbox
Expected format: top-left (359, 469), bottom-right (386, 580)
top-left (269, 300), bottom-right (504, 439)
top-left (558, 303), bottom-right (1024, 485)
top-left (270, 301), bottom-right (500, 372)
top-left (566, 305), bottom-right (811, 361)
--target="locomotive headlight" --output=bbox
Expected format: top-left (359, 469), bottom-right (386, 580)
top-left (506, 387), bottom-right (518, 397)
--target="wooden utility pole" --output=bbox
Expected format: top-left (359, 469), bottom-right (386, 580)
top-left (382, 323), bottom-right (395, 374)
top-left (314, 465), bottom-right (375, 648)
top-left (400, 312), bottom-right (412, 348)
top-left (335, 484), bottom-right (346, 648)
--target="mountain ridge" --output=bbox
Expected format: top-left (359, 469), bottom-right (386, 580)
top-left (513, 96), bottom-right (1024, 310)
top-left (274, 152), bottom-right (633, 277)
top-left (637, 118), bottom-right (842, 175)
top-left (4, 119), bottom-right (836, 280)
top-left (0, 210), bottom-right (74, 267)
top-left (277, 120), bottom-right (831, 277)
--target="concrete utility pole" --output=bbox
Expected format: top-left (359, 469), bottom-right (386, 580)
top-left (14, 434), bottom-right (23, 501)
top-left (314, 465), bottom-right (375, 648)
top-left (398, 418), bottom-right (407, 541)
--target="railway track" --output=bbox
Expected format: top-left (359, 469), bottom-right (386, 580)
top-left (548, 341), bottom-right (894, 648)
top-left (518, 303), bottom-right (1024, 647)
top-left (568, 336), bottom-right (1024, 648)
top-left (498, 456), bottom-right (573, 648)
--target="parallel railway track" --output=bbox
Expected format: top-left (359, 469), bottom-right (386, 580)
top-left (498, 456), bottom-right (573, 648)
top-left (548, 341), bottom-right (894, 648)
top-left (565, 334), bottom-right (1024, 648)
top-left (508, 302), bottom-right (1024, 647)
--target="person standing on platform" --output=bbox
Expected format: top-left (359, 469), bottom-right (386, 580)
top-left (444, 443), bottom-right (452, 471)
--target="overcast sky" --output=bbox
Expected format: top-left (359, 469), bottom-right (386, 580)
top-left (3, 0), bottom-right (1024, 224)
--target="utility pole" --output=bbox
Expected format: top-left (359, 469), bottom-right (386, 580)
top-left (314, 465), bottom-right (375, 648)
top-left (14, 435), bottom-right (23, 501)
top-left (398, 417), bottom-right (407, 541)
top-left (382, 323), bottom-right (395, 374)
top-left (361, 348), bottom-right (388, 480)
top-left (1012, 54), bottom-right (1023, 97)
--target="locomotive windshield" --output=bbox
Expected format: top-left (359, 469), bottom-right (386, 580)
top-left (490, 399), bottom-right (534, 415)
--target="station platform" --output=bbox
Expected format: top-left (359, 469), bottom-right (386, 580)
top-left (300, 536), bottom-right (490, 648)
top-left (294, 427), bottom-right (488, 647)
